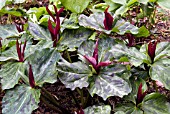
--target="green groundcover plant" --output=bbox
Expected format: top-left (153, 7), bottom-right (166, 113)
top-left (0, 0), bottom-right (170, 114)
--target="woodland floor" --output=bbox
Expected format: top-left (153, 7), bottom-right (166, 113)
top-left (0, 0), bottom-right (170, 114)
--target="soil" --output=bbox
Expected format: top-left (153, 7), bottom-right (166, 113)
top-left (0, 0), bottom-right (170, 114)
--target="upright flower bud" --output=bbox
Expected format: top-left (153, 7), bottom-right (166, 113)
top-left (28, 63), bottom-right (36, 88)
top-left (136, 83), bottom-right (147, 106)
top-left (103, 6), bottom-right (114, 30)
top-left (148, 40), bottom-right (157, 63)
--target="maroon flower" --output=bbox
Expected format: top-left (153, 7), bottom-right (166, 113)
top-left (136, 83), bottom-right (147, 106)
top-left (28, 63), bottom-right (36, 88)
top-left (84, 39), bottom-right (112, 73)
top-left (15, 23), bottom-right (24, 33)
top-left (148, 40), bottom-right (157, 63)
top-left (76, 108), bottom-right (84, 114)
top-left (103, 6), bottom-right (113, 30)
top-left (126, 33), bottom-right (135, 47)
top-left (46, 5), bottom-right (64, 47)
top-left (16, 39), bottom-right (27, 62)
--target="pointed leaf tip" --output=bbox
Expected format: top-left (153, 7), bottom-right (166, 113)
top-left (28, 63), bottom-right (36, 88)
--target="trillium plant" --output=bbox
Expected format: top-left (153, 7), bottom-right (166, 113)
top-left (0, 0), bottom-right (170, 114)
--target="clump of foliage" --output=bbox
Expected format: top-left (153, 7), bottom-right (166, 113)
top-left (0, 0), bottom-right (170, 114)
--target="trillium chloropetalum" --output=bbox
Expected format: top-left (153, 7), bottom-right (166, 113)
top-left (15, 23), bottom-right (24, 33)
top-left (16, 39), bottom-right (27, 62)
top-left (46, 5), bottom-right (64, 47)
top-left (28, 63), bottom-right (36, 88)
top-left (148, 40), bottom-right (157, 63)
top-left (103, 6), bottom-right (113, 30)
top-left (136, 83), bottom-right (147, 106)
top-left (84, 39), bottom-right (112, 74)
top-left (126, 33), bottom-right (135, 47)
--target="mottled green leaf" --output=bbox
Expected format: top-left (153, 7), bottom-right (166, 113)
top-left (60, 0), bottom-right (91, 13)
top-left (84, 105), bottom-right (111, 114)
top-left (56, 59), bottom-right (91, 90)
top-left (0, 45), bottom-right (18, 61)
top-left (0, 24), bottom-right (19, 39)
top-left (89, 65), bottom-right (131, 100)
top-left (115, 5), bottom-right (128, 16)
top-left (115, 102), bottom-right (143, 114)
top-left (157, 0), bottom-right (170, 10)
top-left (142, 93), bottom-right (170, 114)
top-left (0, 0), bottom-right (6, 10)
top-left (150, 58), bottom-right (170, 90)
top-left (26, 48), bottom-right (60, 86)
top-left (2, 85), bottom-right (40, 114)
top-left (28, 21), bottom-right (51, 40)
top-left (61, 13), bottom-right (79, 29)
top-left (78, 12), bottom-right (111, 34)
top-left (60, 27), bottom-right (93, 49)
top-left (0, 62), bottom-right (24, 90)
top-left (154, 42), bottom-right (170, 61)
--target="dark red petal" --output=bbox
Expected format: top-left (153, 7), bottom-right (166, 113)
top-left (103, 6), bottom-right (113, 30)
top-left (84, 55), bottom-right (97, 67)
top-left (58, 7), bottom-right (64, 15)
top-left (21, 40), bottom-right (27, 61)
top-left (53, 5), bottom-right (58, 16)
top-left (136, 83), bottom-right (147, 105)
top-left (148, 40), bottom-right (157, 63)
top-left (126, 33), bottom-right (135, 47)
top-left (76, 108), bottom-right (84, 114)
top-left (16, 39), bottom-right (22, 61)
top-left (93, 39), bottom-right (99, 63)
top-left (97, 61), bottom-right (112, 67)
top-left (48, 19), bottom-right (55, 41)
top-left (46, 6), bottom-right (56, 22)
top-left (28, 63), bottom-right (36, 88)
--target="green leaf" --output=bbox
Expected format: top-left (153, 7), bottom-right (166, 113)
top-left (2, 85), bottom-right (40, 114)
top-left (115, 19), bottom-right (139, 35)
top-left (57, 59), bottom-right (91, 90)
top-left (109, 0), bottom-right (127, 5)
top-left (142, 93), bottom-right (170, 114)
top-left (157, 0), bottom-right (170, 10)
top-left (84, 105), bottom-right (111, 114)
top-left (154, 42), bottom-right (170, 62)
top-left (0, 62), bottom-right (24, 90)
top-left (138, 0), bottom-right (149, 4)
top-left (150, 58), bottom-right (170, 90)
top-left (61, 13), bottom-right (79, 29)
top-left (60, 27), bottom-right (93, 49)
top-left (0, 0), bottom-right (6, 10)
top-left (115, 102), bottom-right (143, 114)
top-left (60, 0), bottom-right (91, 13)
top-left (0, 24), bottom-right (19, 39)
top-left (110, 42), bottom-right (147, 67)
top-left (0, 45), bottom-right (18, 61)
top-left (28, 21), bottom-right (51, 40)
top-left (103, 0), bottom-right (121, 11)
top-left (135, 26), bottom-right (150, 37)
top-left (89, 65), bottom-right (131, 100)
top-left (115, 5), bottom-right (128, 16)
top-left (14, 0), bottom-right (26, 4)
top-left (78, 12), bottom-right (111, 34)
top-left (114, 111), bottom-right (126, 114)
top-left (26, 48), bottom-right (60, 86)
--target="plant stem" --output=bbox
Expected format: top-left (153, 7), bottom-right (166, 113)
top-left (41, 95), bottom-right (63, 114)
top-left (66, 50), bottom-right (72, 63)
top-left (153, 80), bottom-right (158, 92)
top-left (41, 87), bottom-right (71, 114)
top-left (76, 88), bottom-right (84, 107)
